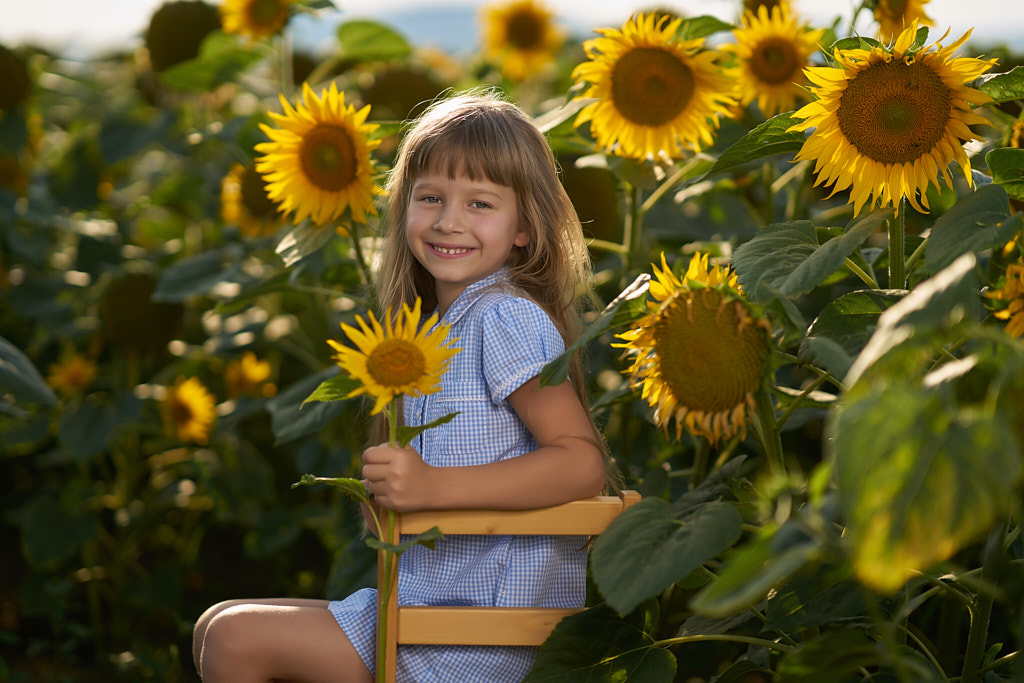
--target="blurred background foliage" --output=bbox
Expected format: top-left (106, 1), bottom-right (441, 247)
top-left (2, 0), bottom-right (1024, 681)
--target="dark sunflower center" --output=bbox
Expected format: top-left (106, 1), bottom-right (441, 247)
top-left (170, 396), bottom-right (195, 426)
top-left (241, 166), bottom-right (279, 218)
top-left (300, 123), bottom-right (358, 192)
top-left (881, 0), bottom-right (908, 15)
top-left (366, 339), bottom-right (426, 388)
top-left (611, 47), bottom-right (695, 126)
top-left (836, 58), bottom-right (952, 165)
top-left (249, 0), bottom-right (286, 26)
top-left (751, 37), bottom-right (800, 85)
top-left (652, 290), bottom-right (766, 413)
top-left (506, 9), bottom-right (544, 50)
top-left (745, 0), bottom-right (782, 13)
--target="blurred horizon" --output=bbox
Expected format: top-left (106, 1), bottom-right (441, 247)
top-left (2, 0), bottom-right (1023, 61)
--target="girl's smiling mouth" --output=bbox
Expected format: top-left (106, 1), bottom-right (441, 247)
top-left (430, 244), bottom-right (474, 256)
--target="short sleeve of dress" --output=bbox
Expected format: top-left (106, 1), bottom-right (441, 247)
top-left (479, 296), bottom-right (565, 404)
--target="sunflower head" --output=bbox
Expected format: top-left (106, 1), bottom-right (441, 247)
top-left (328, 300), bottom-right (461, 415)
top-left (145, 0), bottom-right (222, 72)
top-left (161, 376), bottom-right (217, 445)
top-left (46, 352), bottom-right (98, 397)
top-left (225, 350), bottom-right (277, 398)
top-left (360, 63), bottom-right (447, 122)
top-left (220, 162), bottom-right (284, 236)
top-left (789, 22), bottom-right (997, 215)
top-left (571, 12), bottom-right (735, 158)
top-left (481, 0), bottom-right (565, 81)
top-left (722, 5), bottom-right (825, 117)
top-left (220, 0), bottom-right (294, 41)
top-left (615, 252), bottom-right (772, 444)
top-left (872, 0), bottom-right (933, 43)
top-left (986, 261), bottom-right (1024, 338)
top-left (254, 82), bottom-right (383, 230)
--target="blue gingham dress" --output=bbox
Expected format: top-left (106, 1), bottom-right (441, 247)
top-left (329, 269), bottom-right (588, 681)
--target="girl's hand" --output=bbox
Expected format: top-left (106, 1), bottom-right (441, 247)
top-left (361, 443), bottom-right (434, 512)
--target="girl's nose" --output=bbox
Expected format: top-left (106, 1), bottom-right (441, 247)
top-left (434, 208), bottom-right (463, 233)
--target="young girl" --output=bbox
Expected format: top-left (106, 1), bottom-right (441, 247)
top-left (193, 90), bottom-right (613, 682)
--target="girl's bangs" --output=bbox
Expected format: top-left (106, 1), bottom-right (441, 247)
top-left (410, 126), bottom-right (521, 189)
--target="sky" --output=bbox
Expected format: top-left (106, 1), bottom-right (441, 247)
top-left (1, 0), bottom-right (1021, 59)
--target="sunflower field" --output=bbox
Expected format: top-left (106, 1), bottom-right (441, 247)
top-left (3, 0), bottom-right (1024, 680)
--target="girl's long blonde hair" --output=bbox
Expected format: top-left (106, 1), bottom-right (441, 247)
top-left (372, 89), bottom-right (619, 490)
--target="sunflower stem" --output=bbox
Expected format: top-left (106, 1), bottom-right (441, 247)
top-left (761, 161), bottom-right (775, 226)
top-left (754, 388), bottom-right (785, 475)
top-left (350, 222), bottom-right (374, 288)
top-left (623, 184), bottom-right (645, 277)
top-left (888, 200), bottom-right (906, 289)
top-left (843, 257), bottom-right (878, 288)
top-left (377, 398), bottom-right (400, 681)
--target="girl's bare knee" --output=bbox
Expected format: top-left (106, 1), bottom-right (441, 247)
top-left (197, 605), bottom-right (262, 681)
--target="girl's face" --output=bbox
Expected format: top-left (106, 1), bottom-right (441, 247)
top-left (406, 171), bottom-right (529, 315)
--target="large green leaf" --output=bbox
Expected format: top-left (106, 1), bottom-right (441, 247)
top-left (268, 368), bottom-right (346, 445)
top-left (18, 486), bottom-right (99, 569)
top-left (764, 569), bottom-right (866, 633)
top-left (776, 629), bottom-right (942, 683)
top-left (676, 15), bottom-right (735, 40)
top-left (732, 209), bottom-right (891, 303)
top-left (923, 183), bottom-right (1019, 274)
top-left (525, 604), bottom-right (676, 682)
top-left (0, 336), bottom-right (56, 407)
top-left (58, 394), bottom-right (142, 462)
top-left (690, 521), bottom-right (819, 617)
top-left (829, 354), bottom-right (1021, 593)
top-left (591, 498), bottom-right (743, 615)
top-left (160, 32), bottom-right (264, 92)
top-left (977, 65), bottom-right (1024, 105)
top-left (336, 19), bottom-right (412, 62)
top-left (846, 253), bottom-right (980, 385)
top-left (153, 248), bottom-right (245, 302)
top-left (366, 526), bottom-right (444, 555)
top-left (706, 114), bottom-right (805, 177)
top-left (800, 290), bottom-right (905, 376)
top-left (986, 147), bottom-right (1024, 200)
top-left (276, 222), bottom-right (338, 267)
top-left (302, 373), bottom-right (361, 406)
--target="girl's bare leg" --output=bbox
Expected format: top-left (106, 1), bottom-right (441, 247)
top-left (193, 598), bottom-right (372, 683)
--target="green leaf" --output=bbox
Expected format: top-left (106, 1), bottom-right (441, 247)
top-left (153, 248), bottom-right (244, 302)
top-left (591, 498), bottom-right (743, 615)
top-left (215, 270), bottom-right (293, 316)
top-left (539, 273), bottom-right (650, 386)
top-left (829, 354), bottom-right (1021, 593)
top-left (524, 604), bottom-right (676, 682)
top-left (732, 209), bottom-right (891, 303)
top-left (764, 571), bottom-right (866, 633)
top-left (292, 474), bottom-right (369, 504)
top-left (395, 412), bottom-right (459, 448)
top-left (775, 630), bottom-right (895, 683)
top-left (0, 336), bottom-right (56, 407)
top-left (336, 19), bottom-right (412, 62)
top-left (976, 65), bottom-right (1024, 105)
top-left (276, 222), bottom-right (338, 267)
top-left (986, 147), bottom-right (1024, 200)
top-left (804, 289), bottom-right (905, 363)
top-left (366, 526), bottom-right (444, 555)
top-left (535, 97), bottom-right (594, 134)
top-left (302, 373), bottom-right (361, 406)
top-left (676, 15), bottom-right (735, 40)
top-left (690, 521), bottom-right (819, 617)
top-left (58, 394), bottom-right (141, 462)
top-left (268, 368), bottom-right (346, 445)
top-left (924, 183), bottom-right (1018, 274)
top-left (846, 253), bottom-right (980, 385)
top-left (829, 35), bottom-right (884, 52)
top-left (706, 114), bottom-right (805, 177)
top-left (19, 487), bottom-right (99, 569)
top-left (160, 32), bottom-right (264, 92)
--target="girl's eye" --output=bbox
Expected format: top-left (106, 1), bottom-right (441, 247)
top-left (419, 195), bottom-right (441, 204)
top-left (471, 201), bottom-right (491, 209)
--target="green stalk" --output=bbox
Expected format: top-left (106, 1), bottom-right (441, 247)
top-left (622, 185), bottom-right (645, 277)
top-left (960, 522), bottom-right (1005, 683)
top-left (888, 200), bottom-right (906, 289)
top-left (350, 222), bottom-right (374, 288)
top-left (376, 399), bottom-right (400, 680)
top-left (753, 387), bottom-right (785, 475)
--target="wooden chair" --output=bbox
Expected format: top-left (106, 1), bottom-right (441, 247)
top-left (375, 489), bottom-right (642, 683)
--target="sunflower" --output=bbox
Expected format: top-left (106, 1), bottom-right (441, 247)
top-left (721, 5), bottom-right (825, 117)
top-left (743, 0), bottom-right (790, 15)
top-left (161, 376), bottom-right (217, 445)
top-left (481, 0), bottom-right (564, 81)
top-left (220, 162), bottom-right (284, 236)
top-left (571, 12), bottom-right (735, 159)
top-left (789, 22), bottom-right (997, 215)
top-left (328, 300), bottom-right (460, 415)
top-left (145, 1), bottom-right (222, 73)
top-left (225, 351), bottom-right (278, 398)
top-left (986, 261), bottom-right (1024, 338)
top-left (873, 0), bottom-right (933, 43)
top-left (615, 252), bottom-right (772, 444)
top-left (254, 82), bottom-right (382, 230)
top-left (46, 352), bottom-right (98, 397)
top-left (220, 0), bottom-right (294, 41)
